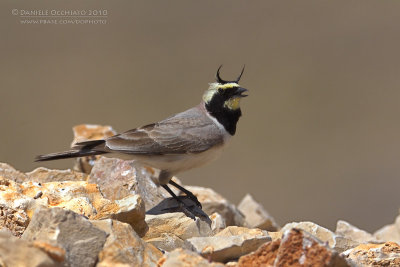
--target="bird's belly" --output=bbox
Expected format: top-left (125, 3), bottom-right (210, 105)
top-left (111, 144), bottom-right (225, 175)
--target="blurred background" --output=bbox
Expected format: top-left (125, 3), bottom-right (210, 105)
top-left (1, 0), bottom-right (400, 233)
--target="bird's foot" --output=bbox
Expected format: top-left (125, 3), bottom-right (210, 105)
top-left (168, 180), bottom-right (202, 209)
top-left (185, 192), bottom-right (202, 209)
top-left (178, 201), bottom-right (197, 220)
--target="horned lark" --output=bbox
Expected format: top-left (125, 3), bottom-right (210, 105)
top-left (36, 66), bottom-right (248, 216)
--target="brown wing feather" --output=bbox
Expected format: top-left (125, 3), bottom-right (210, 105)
top-left (105, 106), bottom-right (225, 155)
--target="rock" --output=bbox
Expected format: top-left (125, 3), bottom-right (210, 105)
top-left (0, 163), bottom-right (27, 183)
top-left (144, 212), bottom-right (212, 241)
top-left (0, 204), bottom-right (29, 237)
top-left (332, 235), bottom-right (361, 254)
top-left (281, 221), bottom-right (359, 253)
top-left (0, 230), bottom-right (61, 267)
top-left (33, 241), bottom-right (66, 263)
top-left (335, 220), bottom-right (376, 243)
top-left (0, 176), bottom-right (147, 236)
top-left (146, 233), bottom-right (185, 252)
top-left (183, 186), bottom-right (245, 226)
top-left (374, 214), bottom-right (400, 243)
top-left (157, 248), bottom-right (225, 267)
top-left (332, 235), bottom-right (360, 253)
top-left (22, 207), bottom-right (107, 267)
top-left (71, 124), bottom-right (117, 174)
top-left (237, 194), bottom-right (279, 231)
top-left (89, 157), bottom-right (179, 210)
top-left (185, 226), bottom-right (271, 262)
top-left (210, 212), bottom-right (226, 235)
top-left (236, 238), bottom-right (280, 267)
top-left (237, 228), bottom-right (349, 267)
top-left (0, 177), bottom-right (43, 223)
top-left (281, 221), bottom-right (336, 247)
top-left (26, 167), bottom-right (88, 183)
top-left (342, 242), bottom-right (400, 266)
top-left (268, 231), bottom-right (283, 241)
top-left (103, 194), bottom-right (148, 237)
top-left (92, 219), bottom-right (162, 267)
top-left (1, 163), bottom-right (87, 183)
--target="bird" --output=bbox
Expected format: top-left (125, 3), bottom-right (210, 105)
top-left (36, 66), bottom-right (248, 217)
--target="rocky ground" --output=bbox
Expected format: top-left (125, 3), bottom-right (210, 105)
top-left (1, 125), bottom-right (400, 267)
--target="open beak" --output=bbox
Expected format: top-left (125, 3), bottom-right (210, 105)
top-left (236, 87), bottom-right (249, 97)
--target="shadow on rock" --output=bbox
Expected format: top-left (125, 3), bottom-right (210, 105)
top-left (146, 196), bottom-right (212, 225)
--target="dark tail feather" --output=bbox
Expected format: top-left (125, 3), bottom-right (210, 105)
top-left (35, 140), bottom-right (107, 162)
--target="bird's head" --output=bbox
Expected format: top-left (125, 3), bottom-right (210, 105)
top-left (203, 66), bottom-right (248, 135)
top-left (203, 65), bottom-right (248, 111)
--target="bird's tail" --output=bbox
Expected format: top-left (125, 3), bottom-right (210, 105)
top-left (35, 139), bottom-right (108, 162)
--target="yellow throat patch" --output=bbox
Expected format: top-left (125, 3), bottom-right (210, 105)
top-left (223, 97), bottom-right (241, 110)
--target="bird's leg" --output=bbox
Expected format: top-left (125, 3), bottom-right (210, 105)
top-left (161, 184), bottom-right (196, 220)
top-left (168, 180), bottom-right (202, 208)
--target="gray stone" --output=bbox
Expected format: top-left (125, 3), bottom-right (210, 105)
top-left (22, 207), bottom-right (107, 267)
top-left (335, 220), bottom-right (376, 243)
top-left (0, 230), bottom-right (61, 267)
top-left (332, 236), bottom-right (360, 254)
top-left (92, 219), bottom-right (162, 267)
top-left (0, 162), bottom-right (26, 183)
top-left (185, 226), bottom-right (271, 262)
top-left (237, 194), bottom-right (279, 231)
top-left (374, 214), bottom-right (400, 243)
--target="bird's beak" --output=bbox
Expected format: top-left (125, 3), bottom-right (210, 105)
top-left (236, 87), bottom-right (249, 97)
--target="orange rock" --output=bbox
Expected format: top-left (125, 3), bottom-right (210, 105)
top-left (237, 239), bottom-right (280, 267)
top-left (237, 228), bottom-right (349, 267)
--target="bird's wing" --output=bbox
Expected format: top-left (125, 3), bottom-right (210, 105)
top-left (105, 107), bottom-right (225, 155)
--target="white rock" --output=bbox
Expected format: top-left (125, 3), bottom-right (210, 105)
top-left (185, 226), bottom-right (271, 262)
top-left (210, 212), bottom-right (226, 235)
top-left (281, 221), bottom-right (336, 247)
top-left (335, 220), bottom-right (376, 243)
top-left (374, 214), bottom-right (400, 243)
top-left (237, 194), bottom-right (279, 231)
top-left (281, 221), bottom-right (359, 253)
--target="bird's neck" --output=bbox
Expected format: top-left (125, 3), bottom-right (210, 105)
top-left (204, 101), bottom-right (242, 135)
